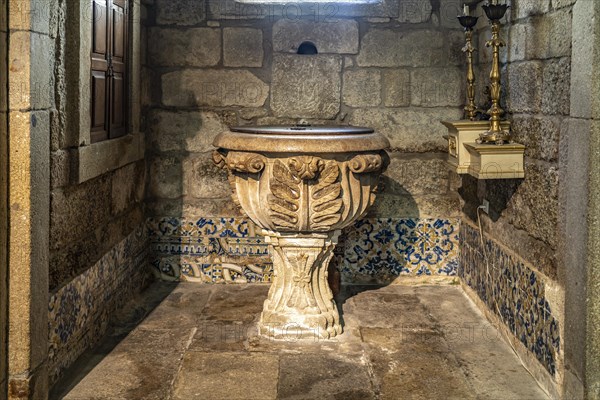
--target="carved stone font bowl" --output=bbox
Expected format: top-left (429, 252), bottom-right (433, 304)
top-left (213, 125), bottom-right (390, 339)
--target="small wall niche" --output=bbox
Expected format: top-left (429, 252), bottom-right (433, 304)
top-left (297, 41), bottom-right (318, 55)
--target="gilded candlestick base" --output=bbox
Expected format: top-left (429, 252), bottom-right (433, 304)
top-left (478, 129), bottom-right (511, 144)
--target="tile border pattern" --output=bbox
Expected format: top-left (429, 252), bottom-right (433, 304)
top-left (148, 217), bottom-right (460, 284)
top-left (459, 221), bottom-right (560, 376)
top-left (48, 224), bottom-right (151, 385)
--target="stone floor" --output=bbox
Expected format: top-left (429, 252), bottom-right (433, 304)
top-left (51, 283), bottom-right (549, 400)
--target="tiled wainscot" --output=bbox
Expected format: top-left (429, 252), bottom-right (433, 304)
top-left (460, 221), bottom-right (560, 376)
top-left (48, 225), bottom-right (151, 384)
top-left (148, 217), bottom-right (460, 284)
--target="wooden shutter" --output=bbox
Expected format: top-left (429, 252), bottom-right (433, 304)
top-left (90, 0), bottom-right (128, 143)
top-left (109, 0), bottom-right (128, 138)
top-left (91, 0), bottom-right (109, 142)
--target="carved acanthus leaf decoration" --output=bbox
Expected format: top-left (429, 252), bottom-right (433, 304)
top-left (310, 161), bottom-right (342, 230)
top-left (268, 160), bottom-right (301, 230)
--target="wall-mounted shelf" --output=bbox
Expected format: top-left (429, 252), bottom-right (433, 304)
top-left (441, 120), bottom-right (525, 180)
top-left (463, 142), bottom-right (525, 179)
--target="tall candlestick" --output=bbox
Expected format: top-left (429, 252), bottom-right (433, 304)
top-left (463, 4), bottom-right (469, 16)
top-left (457, 14), bottom-right (480, 121)
top-left (481, 3), bottom-right (511, 144)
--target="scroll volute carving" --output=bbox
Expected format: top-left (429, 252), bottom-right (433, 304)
top-left (348, 151), bottom-right (389, 174)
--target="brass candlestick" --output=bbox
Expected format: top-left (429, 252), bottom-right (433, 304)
top-left (480, 3), bottom-right (510, 144)
top-left (457, 15), bottom-right (479, 121)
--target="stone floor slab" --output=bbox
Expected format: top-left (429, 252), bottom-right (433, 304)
top-left (172, 352), bottom-right (279, 400)
top-left (278, 353), bottom-right (376, 399)
top-left (56, 283), bottom-right (549, 400)
top-left (62, 327), bottom-right (194, 400)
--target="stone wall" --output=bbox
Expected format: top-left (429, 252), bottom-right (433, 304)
top-left (0, 0), bottom-right (8, 395)
top-left (143, 0), bottom-right (466, 283)
top-left (458, 0), bottom-right (575, 396)
top-left (46, 0), bottom-right (150, 387)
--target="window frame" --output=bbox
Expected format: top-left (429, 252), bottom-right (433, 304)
top-left (67, 0), bottom-right (142, 183)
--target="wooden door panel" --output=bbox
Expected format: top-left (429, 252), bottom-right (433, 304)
top-left (91, 70), bottom-right (108, 142)
top-left (92, 0), bottom-right (107, 59)
top-left (110, 72), bottom-right (125, 137)
top-left (112, 6), bottom-right (125, 60)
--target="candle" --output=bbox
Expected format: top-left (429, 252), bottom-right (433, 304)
top-left (463, 4), bottom-right (470, 16)
top-left (491, 0), bottom-right (498, 5)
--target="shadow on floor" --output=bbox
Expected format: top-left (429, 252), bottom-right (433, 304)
top-left (49, 281), bottom-right (178, 400)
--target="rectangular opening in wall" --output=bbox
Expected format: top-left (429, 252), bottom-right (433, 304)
top-left (237, 0), bottom-right (381, 3)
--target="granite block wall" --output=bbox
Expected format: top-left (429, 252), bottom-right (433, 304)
top-left (142, 0), bottom-right (466, 281)
top-left (457, 0), bottom-right (575, 395)
top-left (0, 0), bottom-right (8, 393)
top-left (47, 0), bottom-right (150, 386)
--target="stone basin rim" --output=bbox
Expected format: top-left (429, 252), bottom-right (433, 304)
top-left (214, 125), bottom-right (390, 153)
top-left (229, 125), bottom-right (374, 135)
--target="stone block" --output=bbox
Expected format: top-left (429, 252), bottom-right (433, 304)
top-left (445, 30), bottom-right (467, 66)
top-left (148, 28), bottom-right (220, 67)
top-left (439, 0), bottom-right (462, 28)
top-left (382, 69), bottom-right (410, 107)
top-left (357, 30), bottom-right (445, 67)
top-left (208, 0), bottom-right (401, 19)
top-left (349, 107), bottom-right (462, 152)
top-left (510, 115), bottom-right (560, 162)
top-left (111, 163), bottom-right (137, 216)
top-left (9, 32), bottom-right (53, 110)
top-left (148, 109), bottom-right (228, 153)
top-left (239, 108), bottom-right (268, 120)
top-left (512, 0), bottom-right (550, 19)
top-left (504, 161), bottom-right (559, 248)
top-left (162, 70), bottom-right (269, 108)
top-left (368, 193), bottom-right (461, 218)
top-left (570, 0), bottom-right (597, 119)
top-left (0, 0), bottom-right (6, 32)
top-left (272, 19), bottom-right (359, 54)
top-left (147, 197), bottom-right (243, 219)
top-left (0, 34), bottom-right (5, 112)
top-left (411, 67), bottom-right (463, 107)
top-left (398, 0), bottom-right (432, 23)
top-left (384, 155), bottom-right (451, 196)
top-left (50, 150), bottom-right (69, 189)
top-left (50, 175), bottom-right (112, 250)
top-left (342, 69), bottom-right (381, 107)
top-left (545, 9), bottom-right (572, 59)
top-left (148, 155), bottom-right (185, 199)
top-left (223, 28), bottom-right (263, 67)
top-left (10, 0), bottom-right (50, 35)
top-left (183, 154), bottom-right (230, 199)
top-left (156, 0), bottom-right (205, 25)
top-left (508, 23), bottom-right (528, 62)
top-left (552, 0), bottom-right (577, 9)
top-left (507, 61), bottom-right (542, 113)
top-left (542, 57), bottom-right (571, 116)
top-left (271, 54), bottom-right (341, 118)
